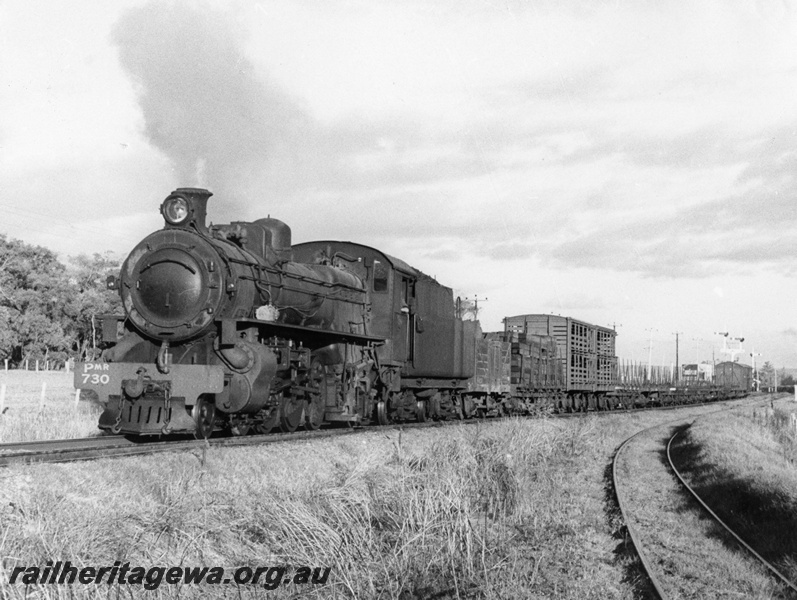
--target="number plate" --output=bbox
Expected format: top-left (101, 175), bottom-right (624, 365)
top-left (74, 362), bottom-right (224, 403)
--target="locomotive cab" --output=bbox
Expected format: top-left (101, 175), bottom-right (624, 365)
top-left (293, 241), bottom-right (476, 422)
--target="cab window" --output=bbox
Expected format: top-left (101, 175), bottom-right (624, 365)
top-left (373, 260), bottom-right (388, 292)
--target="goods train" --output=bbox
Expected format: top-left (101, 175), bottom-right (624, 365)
top-left (75, 188), bottom-right (748, 437)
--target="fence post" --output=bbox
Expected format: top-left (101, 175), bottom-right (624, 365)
top-left (3, 359), bottom-right (7, 371)
top-left (24, 359), bottom-right (28, 371)
top-left (74, 388), bottom-right (81, 406)
top-left (65, 360), bottom-right (70, 374)
top-left (39, 381), bottom-right (47, 409)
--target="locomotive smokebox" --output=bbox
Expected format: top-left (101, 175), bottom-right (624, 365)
top-left (161, 188), bottom-right (213, 232)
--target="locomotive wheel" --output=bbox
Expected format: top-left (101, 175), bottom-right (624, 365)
top-left (193, 397), bottom-right (216, 439)
top-left (256, 408), bottom-right (279, 435)
top-left (304, 394), bottom-right (324, 431)
top-left (376, 400), bottom-right (389, 426)
top-left (415, 400), bottom-right (427, 423)
top-left (230, 422), bottom-right (250, 436)
top-left (279, 394), bottom-right (304, 433)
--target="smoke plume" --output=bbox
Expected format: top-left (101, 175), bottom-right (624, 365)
top-left (112, 1), bottom-right (322, 216)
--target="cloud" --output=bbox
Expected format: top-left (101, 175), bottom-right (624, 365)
top-left (112, 1), bottom-right (327, 214)
top-left (109, 0), bottom-right (797, 285)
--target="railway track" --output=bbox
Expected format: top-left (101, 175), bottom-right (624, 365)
top-left (667, 428), bottom-right (797, 596)
top-left (0, 427), bottom-right (367, 468)
top-left (612, 396), bottom-right (794, 599)
top-left (0, 396), bottom-right (755, 469)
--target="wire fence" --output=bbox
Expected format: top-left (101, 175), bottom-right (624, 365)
top-left (2, 359), bottom-right (75, 373)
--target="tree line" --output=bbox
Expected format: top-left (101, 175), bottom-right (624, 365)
top-left (2, 233), bottom-right (795, 383)
top-left (758, 361), bottom-right (795, 388)
top-left (0, 234), bottom-right (121, 367)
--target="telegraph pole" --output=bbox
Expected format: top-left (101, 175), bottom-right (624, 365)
top-left (645, 328), bottom-right (657, 381)
top-left (464, 295), bottom-right (488, 320)
top-left (673, 331), bottom-right (682, 382)
top-left (750, 350), bottom-right (761, 392)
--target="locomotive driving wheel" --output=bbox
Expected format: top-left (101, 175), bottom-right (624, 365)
top-left (193, 396), bottom-right (216, 439)
top-left (279, 393), bottom-right (304, 433)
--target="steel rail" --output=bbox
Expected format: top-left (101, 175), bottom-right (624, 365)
top-left (667, 429), bottom-right (797, 595)
top-left (0, 418), bottom-right (477, 468)
top-left (0, 395), bottom-right (759, 469)
top-left (610, 396), bottom-right (770, 600)
top-left (612, 427), bottom-right (670, 600)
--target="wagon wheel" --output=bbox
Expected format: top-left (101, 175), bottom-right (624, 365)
top-left (415, 400), bottom-right (427, 423)
top-left (304, 360), bottom-right (326, 431)
top-left (279, 393), bottom-right (305, 433)
top-left (461, 396), bottom-right (473, 419)
top-left (376, 400), bottom-right (389, 426)
top-left (193, 396), bottom-right (216, 439)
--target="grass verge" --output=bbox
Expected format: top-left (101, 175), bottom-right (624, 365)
top-left (0, 398), bottom-right (769, 599)
top-left (671, 397), bottom-right (797, 584)
top-left (0, 371), bottom-right (101, 443)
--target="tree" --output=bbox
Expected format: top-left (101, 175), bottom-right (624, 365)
top-left (0, 234), bottom-right (72, 364)
top-left (63, 253), bottom-right (122, 360)
top-left (759, 361), bottom-right (776, 389)
top-left (0, 235), bottom-right (121, 365)
top-left (778, 367), bottom-right (794, 387)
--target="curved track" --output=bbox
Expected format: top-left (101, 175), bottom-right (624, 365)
top-left (667, 429), bottom-right (797, 595)
top-left (612, 422), bottom-right (671, 599)
top-left (612, 396), bottom-right (786, 599)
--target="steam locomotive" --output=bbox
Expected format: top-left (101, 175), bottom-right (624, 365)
top-left (75, 188), bottom-right (745, 438)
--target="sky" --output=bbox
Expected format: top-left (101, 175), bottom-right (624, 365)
top-left (1, 0), bottom-right (796, 370)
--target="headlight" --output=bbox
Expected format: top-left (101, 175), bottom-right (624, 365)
top-left (162, 196), bottom-right (189, 225)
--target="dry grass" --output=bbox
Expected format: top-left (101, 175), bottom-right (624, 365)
top-left (0, 371), bottom-right (101, 443)
top-left (619, 422), bottom-right (781, 599)
top-left (0, 416), bottom-right (618, 599)
top-left (750, 403), bottom-right (797, 465)
top-left (0, 398), bottom-right (772, 599)
top-left (673, 396), bottom-right (797, 586)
